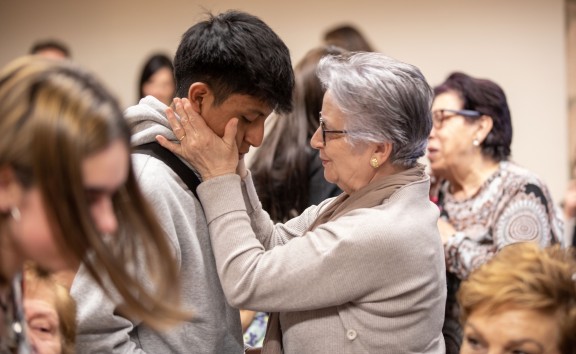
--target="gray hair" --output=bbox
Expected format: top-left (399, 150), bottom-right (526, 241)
top-left (317, 52), bottom-right (433, 167)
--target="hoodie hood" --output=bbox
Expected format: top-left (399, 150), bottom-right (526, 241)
top-left (125, 96), bottom-right (178, 147)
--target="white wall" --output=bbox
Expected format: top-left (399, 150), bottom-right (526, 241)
top-left (0, 0), bottom-right (568, 202)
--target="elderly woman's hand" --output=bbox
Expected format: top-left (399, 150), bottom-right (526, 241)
top-left (156, 98), bottom-right (240, 180)
top-left (437, 218), bottom-right (457, 244)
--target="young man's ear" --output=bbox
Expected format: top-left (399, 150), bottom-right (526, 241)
top-left (187, 83), bottom-right (209, 114)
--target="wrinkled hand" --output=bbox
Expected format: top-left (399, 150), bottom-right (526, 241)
top-left (155, 98), bottom-right (239, 180)
top-left (437, 217), bottom-right (457, 245)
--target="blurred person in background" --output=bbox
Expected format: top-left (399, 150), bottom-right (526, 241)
top-left (323, 24), bottom-right (375, 52)
top-left (427, 71), bottom-right (564, 354)
top-left (29, 39), bottom-right (71, 60)
top-left (23, 264), bottom-right (77, 354)
top-left (138, 53), bottom-right (176, 106)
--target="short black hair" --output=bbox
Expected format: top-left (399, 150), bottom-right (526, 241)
top-left (29, 39), bottom-right (71, 58)
top-left (434, 72), bottom-right (512, 161)
top-left (174, 10), bottom-right (294, 113)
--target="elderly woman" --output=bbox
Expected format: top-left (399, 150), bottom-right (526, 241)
top-left (158, 52), bottom-right (446, 353)
top-left (427, 72), bottom-right (564, 353)
top-left (458, 242), bottom-right (576, 354)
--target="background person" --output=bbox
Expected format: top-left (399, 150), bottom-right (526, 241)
top-left (137, 53), bottom-right (176, 106)
top-left (322, 24), bottom-right (375, 52)
top-left (23, 264), bottom-right (77, 354)
top-left (29, 39), bottom-right (71, 60)
top-left (0, 56), bottom-right (185, 353)
top-left (458, 242), bottom-right (576, 354)
top-left (427, 71), bottom-right (564, 354)
top-left (160, 52), bottom-right (446, 353)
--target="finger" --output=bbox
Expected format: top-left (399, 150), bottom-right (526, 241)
top-left (223, 118), bottom-right (239, 149)
top-left (165, 107), bottom-right (185, 141)
top-left (180, 98), bottom-right (209, 135)
top-left (155, 134), bottom-right (182, 156)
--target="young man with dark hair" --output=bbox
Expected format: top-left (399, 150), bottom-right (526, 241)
top-left (71, 10), bottom-right (294, 353)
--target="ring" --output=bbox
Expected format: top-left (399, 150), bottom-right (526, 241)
top-left (179, 135), bottom-right (186, 141)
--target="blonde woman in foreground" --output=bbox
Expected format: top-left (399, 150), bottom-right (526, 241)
top-left (0, 56), bottom-right (185, 353)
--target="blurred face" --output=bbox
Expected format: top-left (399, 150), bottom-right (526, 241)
top-left (34, 49), bottom-right (68, 61)
top-left (25, 295), bottom-right (62, 354)
top-left (199, 93), bottom-right (272, 160)
top-left (142, 67), bottom-right (175, 106)
top-left (10, 139), bottom-right (129, 273)
top-left (310, 90), bottom-right (375, 194)
top-left (427, 91), bottom-right (479, 180)
top-left (462, 307), bottom-right (561, 354)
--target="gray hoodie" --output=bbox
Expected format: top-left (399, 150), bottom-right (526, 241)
top-left (71, 96), bottom-right (244, 354)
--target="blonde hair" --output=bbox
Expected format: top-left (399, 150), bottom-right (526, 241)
top-left (458, 242), bottom-right (576, 354)
top-left (0, 56), bottom-right (187, 328)
top-left (24, 264), bottom-right (77, 354)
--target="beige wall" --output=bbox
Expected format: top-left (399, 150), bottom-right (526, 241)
top-left (0, 0), bottom-right (568, 202)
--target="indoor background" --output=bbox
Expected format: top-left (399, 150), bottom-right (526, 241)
top-left (0, 0), bottom-right (569, 203)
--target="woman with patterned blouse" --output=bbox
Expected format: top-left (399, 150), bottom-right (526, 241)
top-left (427, 72), bottom-right (564, 354)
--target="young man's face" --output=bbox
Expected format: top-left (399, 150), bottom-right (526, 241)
top-left (198, 92), bottom-right (272, 160)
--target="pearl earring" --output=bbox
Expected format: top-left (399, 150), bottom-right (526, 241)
top-left (473, 139), bottom-right (480, 147)
top-left (370, 156), bottom-right (379, 169)
top-left (10, 207), bottom-right (21, 221)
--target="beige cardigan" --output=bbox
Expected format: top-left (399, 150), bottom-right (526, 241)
top-left (198, 172), bottom-right (446, 354)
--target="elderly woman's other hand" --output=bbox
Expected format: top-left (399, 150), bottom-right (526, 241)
top-left (437, 218), bottom-right (456, 244)
top-left (157, 98), bottom-right (240, 180)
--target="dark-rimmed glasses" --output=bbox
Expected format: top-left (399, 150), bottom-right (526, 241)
top-left (319, 116), bottom-right (348, 146)
top-left (432, 109), bottom-right (482, 129)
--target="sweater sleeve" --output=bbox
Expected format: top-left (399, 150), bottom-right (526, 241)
top-left (444, 181), bottom-right (563, 279)
top-left (198, 174), bottom-right (429, 312)
top-left (71, 266), bottom-right (148, 354)
top-left (238, 170), bottom-right (328, 250)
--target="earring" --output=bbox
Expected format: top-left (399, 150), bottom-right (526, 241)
top-left (10, 207), bottom-right (21, 221)
top-left (370, 156), bottom-right (380, 169)
top-left (472, 138), bottom-right (480, 147)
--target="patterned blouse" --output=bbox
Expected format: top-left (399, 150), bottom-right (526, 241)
top-left (0, 273), bottom-right (32, 354)
top-left (439, 161), bottom-right (564, 280)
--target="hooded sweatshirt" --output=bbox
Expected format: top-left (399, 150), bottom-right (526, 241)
top-left (71, 96), bottom-right (244, 354)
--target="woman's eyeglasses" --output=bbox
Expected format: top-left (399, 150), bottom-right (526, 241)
top-left (431, 109), bottom-right (482, 129)
top-left (319, 116), bottom-right (348, 146)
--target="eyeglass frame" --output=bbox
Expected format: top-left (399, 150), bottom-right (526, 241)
top-left (431, 109), bottom-right (483, 129)
top-left (319, 116), bottom-right (348, 146)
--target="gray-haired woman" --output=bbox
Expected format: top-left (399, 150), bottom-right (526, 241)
top-left (159, 52), bottom-right (447, 353)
